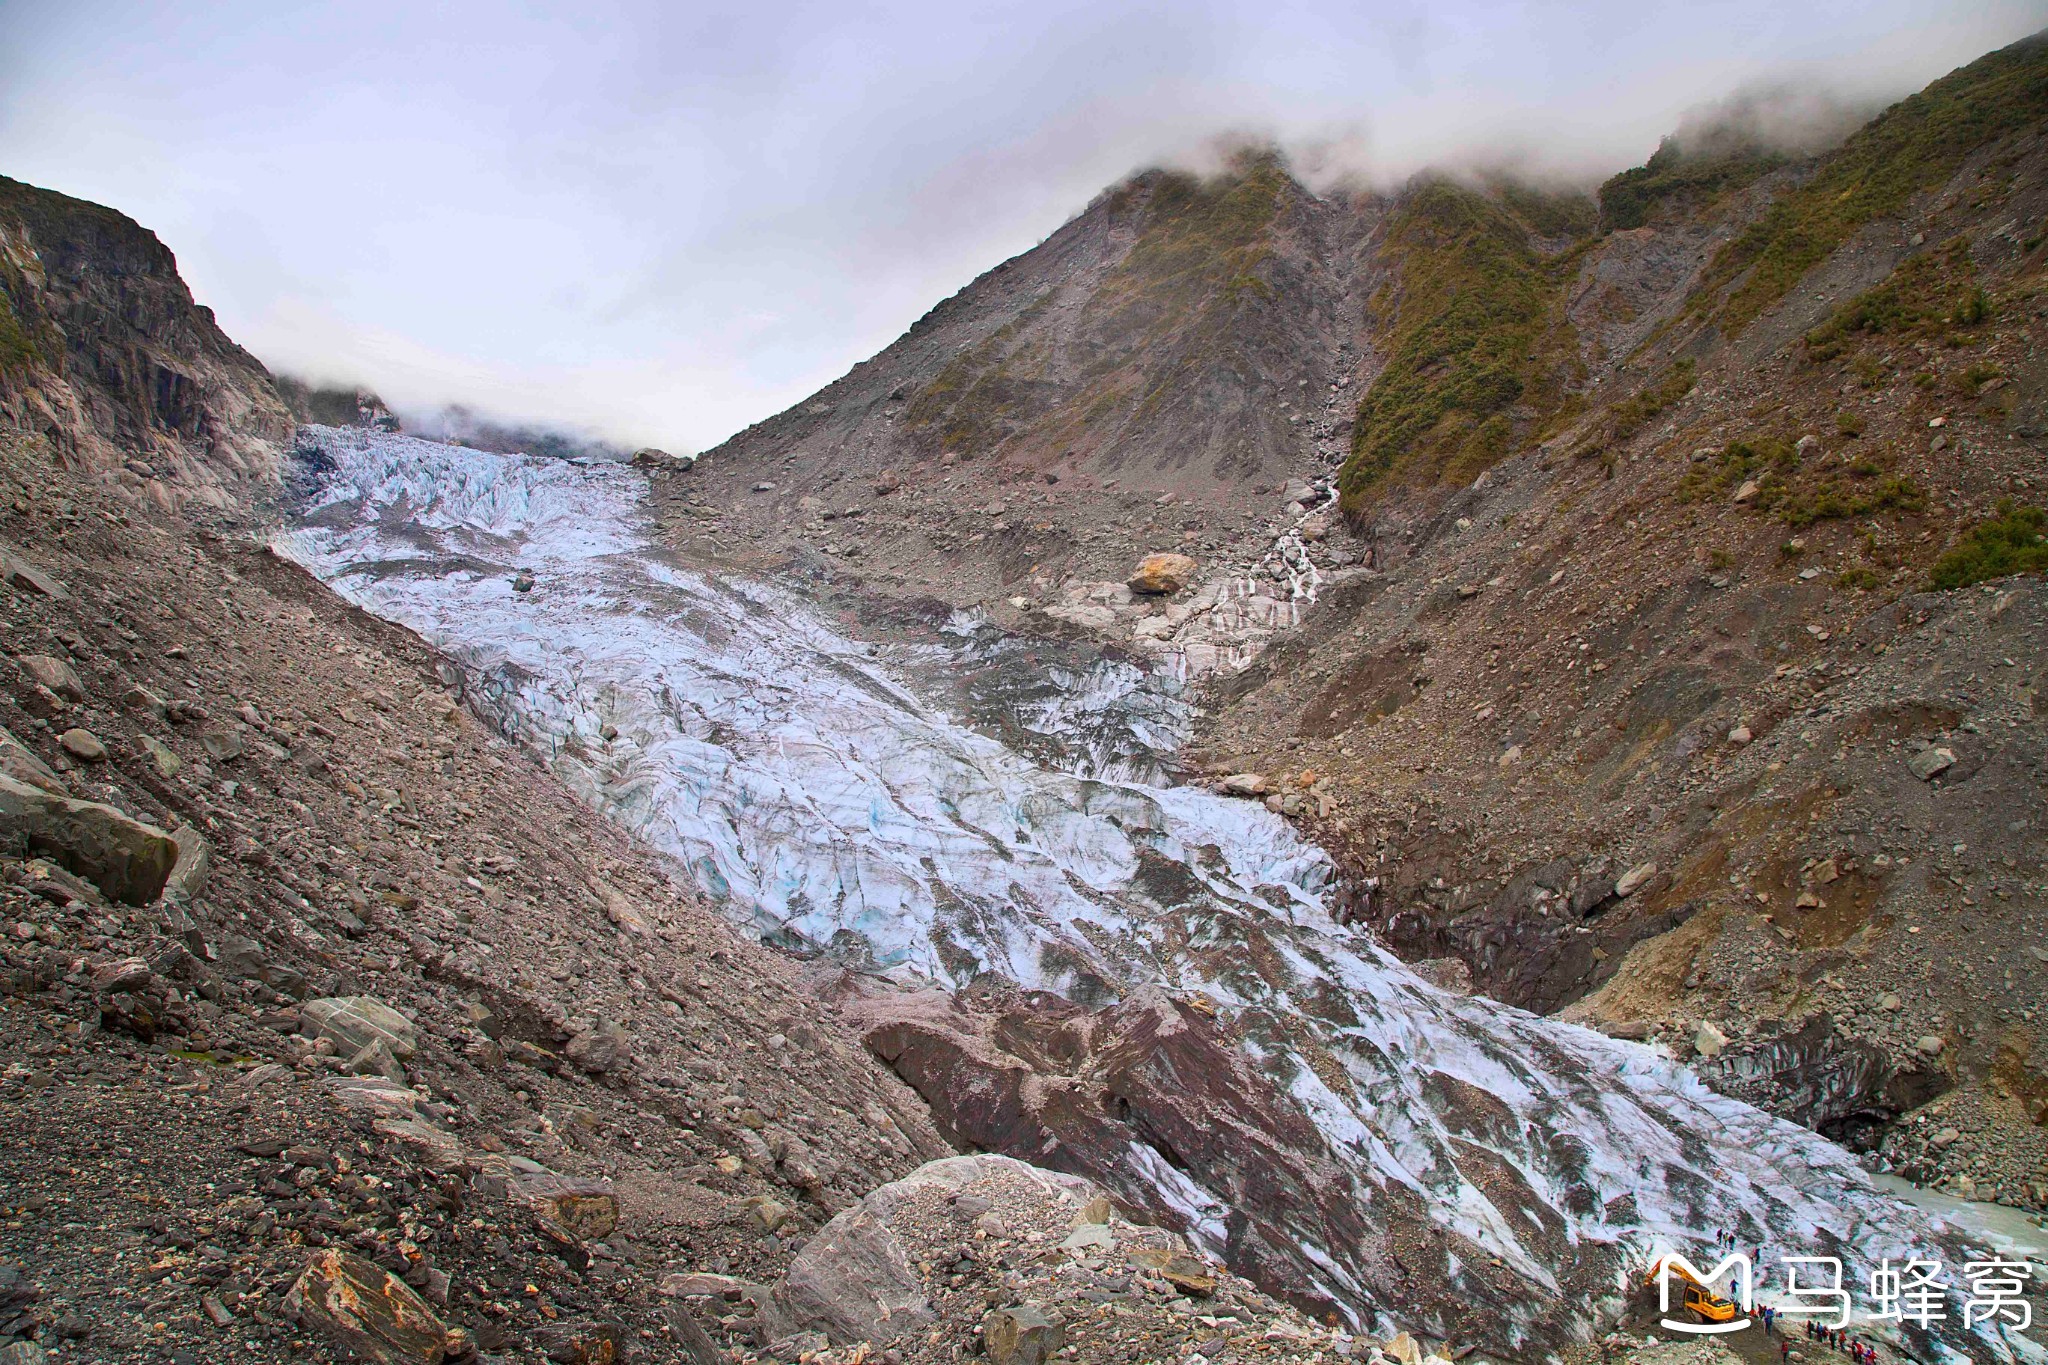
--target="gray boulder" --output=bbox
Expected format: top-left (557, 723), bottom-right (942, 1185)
top-left (564, 1020), bottom-right (633, 1075)
top-left (17, 656), bottom-right (84, 702)
top-left (160, 823), bottom-right (210, 904)
top-left (0, 772), bottom-right (179, 904)
top-left (0, 540), bottom-right (68, 599)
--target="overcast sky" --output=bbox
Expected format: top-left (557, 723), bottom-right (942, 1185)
top-left (3, 1), bottom-right (2043, 451)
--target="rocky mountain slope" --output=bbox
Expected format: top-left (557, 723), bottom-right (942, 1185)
top-left (674, 32), bottom-right (2048, 1229)
top-left (666, 149), bottom-right (1372, 627)
top-left (1201, 31), bottom-right (2048, 1205)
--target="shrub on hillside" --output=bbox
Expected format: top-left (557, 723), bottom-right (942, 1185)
top-left (1929, 501), bottom-right (2048, 589)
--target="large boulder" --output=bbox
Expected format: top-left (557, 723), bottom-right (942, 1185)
top-left (283, 1248), bottom-right (453, 1364)
top-left (564, 1020), bottom-right (634, 1075)
top-left (984, 1303), bottom-right (1064, 1365)
top-left (0, 772), bottom-right (179, 903)
top-left (1126, 553), bottom-right (1197, 595)
top-left (16, 656), bottom-right (85, 702)
top-left (513, 1170), bottom-right (621, 1244)
top-left (0, 540), bottom-right (69, 600)
top-left (300, 996), bottom-right (420, 1060)
top-left (777, 1154), bottom-right (1096, 1345)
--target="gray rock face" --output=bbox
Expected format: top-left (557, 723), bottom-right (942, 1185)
top-left (0, 178), bottom-right (294, 505)
top-left (0, 772), bottom-right (179, 904)
top-left (160, 823), bottom-right (209, 904)
top-left (300, 996), bottom-right (420, 1061)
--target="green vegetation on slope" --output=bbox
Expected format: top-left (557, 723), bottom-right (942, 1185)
top-left (1338, 178), bottom-right (1591, 513)
top-left (1678, 435), bottom-right (1797, 502)
top-left (1777, 472), bottom-right (1927, 528)
top-left (1930, 501), bottom-right (2048, 589)
top-left (1598, 137), bottom-right (1787, 231)
top-left (901, 290), bottom-right (1056, 454)
top-left (1104, 148), bottom-right (1289, 307)
top-left (1679, 433), bottom-right (1926, 528)
top-left (1691, 32), bottom-right (2048, 337)
top-left (1569, 359), bottom-right (1696, 466)
top-left (1803, 239), bottom-right (1990, 360)
top-left (906, 149), bottom-right (1291, 457)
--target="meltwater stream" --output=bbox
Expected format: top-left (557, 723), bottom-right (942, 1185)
top-left (281, 428), bottom-right (2004, 1360)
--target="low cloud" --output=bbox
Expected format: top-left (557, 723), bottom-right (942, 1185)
top-left (4, 0), bottom-right (2043, 451)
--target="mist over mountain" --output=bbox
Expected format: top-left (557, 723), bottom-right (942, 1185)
top-left (273, 373), bottom-right (640, 463)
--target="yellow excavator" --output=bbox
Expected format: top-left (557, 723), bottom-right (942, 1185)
top-left (1643, 1255), bottom-right (1745, 1327)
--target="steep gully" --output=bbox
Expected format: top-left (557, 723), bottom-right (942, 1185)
top-left (277, 426), bottom-right (2001, 1360)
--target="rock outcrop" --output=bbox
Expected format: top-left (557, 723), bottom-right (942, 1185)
top-left (0, 174), bottom-right (293, 511)
top-left (0, 771), bottom-right (179, 903)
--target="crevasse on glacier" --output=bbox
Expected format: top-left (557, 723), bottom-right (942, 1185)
top-left (279, 427), bottom-right (2001, 1361)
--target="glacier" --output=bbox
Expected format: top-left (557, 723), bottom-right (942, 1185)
top-left (278, 426), bottom-right (2007, 1360)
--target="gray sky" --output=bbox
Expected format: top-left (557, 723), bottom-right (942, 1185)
top-left (3, 1), bottom-right (2043, 451)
